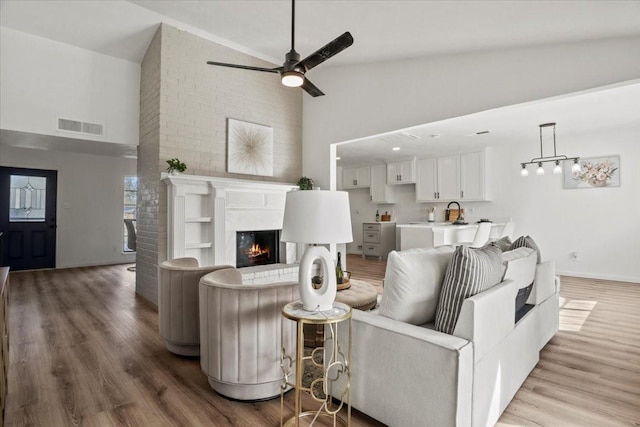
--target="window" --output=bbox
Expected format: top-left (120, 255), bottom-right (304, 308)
top-left (9, 175), bottom-right (47, 222)
top-left (123, 176), bottom-right (137, 252)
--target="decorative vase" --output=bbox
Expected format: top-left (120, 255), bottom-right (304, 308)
top-left (590, 179), bottom-right (607, 187)
top-left (170, 170), bottom-right (181, 176)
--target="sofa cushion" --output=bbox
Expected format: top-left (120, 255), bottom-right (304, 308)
top-left (379, 246), bottom-right (455, 325)
top-left (501, 247), bottom-right (536, 286)
top-left (493, 236), bottom-right (512, 251)
top-left (510, 235), bottom-right (541, 263)
top-left (434, 244), bottom-right (503, 334)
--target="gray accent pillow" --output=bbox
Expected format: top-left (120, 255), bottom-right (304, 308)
top-left (434, 245), bottom-right (503, 334)
top-left (493, 236), bottom-right (512, 251)
top-left (510, 235), bottom-right (541, 263)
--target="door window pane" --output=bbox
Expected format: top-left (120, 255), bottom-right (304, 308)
top-left (9, 175), bottom-right (46, 222)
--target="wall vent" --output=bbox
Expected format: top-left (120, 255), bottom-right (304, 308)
top-left (57, 118), bottom-right (105, 136)
top-left (378, 131), bottom-right (421, 145)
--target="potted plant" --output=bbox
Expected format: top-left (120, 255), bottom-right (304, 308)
top-left (166, 158), bottom-right (187, 175)
top-left (296, 176), bottom-right (314, 190)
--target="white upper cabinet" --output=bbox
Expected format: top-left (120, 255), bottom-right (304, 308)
top-left (416, 150), bottom-right (491, 202)
top-left (460, 150), bottom-right (491, 201)
top-left (342, 166), bottom-right (371, 189)
top-left (416, 157), bottom-right (438, 201)
top-left (436, 155), bottom-right (461, 200)
top-left (386, 158), bottom-right (416, 185)
top-left (370, 164), bottom-right (395, 204)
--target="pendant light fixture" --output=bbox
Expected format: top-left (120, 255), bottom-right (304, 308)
top-left (520, 123), bottom-right (580, 176)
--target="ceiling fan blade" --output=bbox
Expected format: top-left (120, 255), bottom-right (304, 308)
top-left (298, 32), bottom-right (354, 71)
top-left (301, 78), bottom-right (324, 97)
top-left (206, 61), bottom-right (282, 73)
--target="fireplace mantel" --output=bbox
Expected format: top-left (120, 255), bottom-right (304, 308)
top-left (163, 174), bottom-right (298, 267)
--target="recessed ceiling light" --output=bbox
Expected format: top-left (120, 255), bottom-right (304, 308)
top-left (392, 147), bottom-right (400, 151)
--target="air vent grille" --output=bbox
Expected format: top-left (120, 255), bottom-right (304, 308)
top-left (378, 131), bottom-right (421, 145)
top-left (57, 118), bottom-right (105, 136)
top-left (58, 118), bottom-right (82, 132)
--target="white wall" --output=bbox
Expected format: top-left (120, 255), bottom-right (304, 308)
top-left (344, 128), bottom-right (640, 283)
top-left (0, 27), bottom-right (140, 145)
top-left (0, 144), bottom-right (137, 268)
top-left (303, 36), bottom-right (640, 190)
top-left (303, 36), bottom-right (640, 283)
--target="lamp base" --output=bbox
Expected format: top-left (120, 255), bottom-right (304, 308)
top-left (298, 245), bottom-right (337, 312)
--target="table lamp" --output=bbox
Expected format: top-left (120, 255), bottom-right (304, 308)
top-left (281, 190), bottom-right (353, 311)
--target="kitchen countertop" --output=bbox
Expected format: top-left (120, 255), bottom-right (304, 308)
top-left (398, 222), bottom-right (500, 228)
top-left (397, 221), bottom-right (506, 250)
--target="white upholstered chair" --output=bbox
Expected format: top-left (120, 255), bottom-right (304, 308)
top-left (158, 258), bottom-right (232, 356)
top-left (199, 268), bottom-right (299, 401)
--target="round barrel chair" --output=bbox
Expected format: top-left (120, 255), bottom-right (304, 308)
top-left (158, 258), bottom-right (232, 356)
top-left (199, 268), bottom-right (299, 400)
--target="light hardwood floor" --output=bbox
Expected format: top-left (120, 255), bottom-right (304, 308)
top-left (6, 258), bottom-right (640, 426)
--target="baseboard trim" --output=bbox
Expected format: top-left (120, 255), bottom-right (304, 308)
top-left (556, 270), bottom-right (639, 284)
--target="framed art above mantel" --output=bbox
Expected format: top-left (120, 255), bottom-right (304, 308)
top-left (227, 118), bottom-right (273, 177)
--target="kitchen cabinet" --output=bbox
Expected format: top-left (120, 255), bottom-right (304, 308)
top-left (416, 155), bottom-right (460, 201)
top-left (460, 151), bottom-right (491, 201)
top-left (386, 158), bottom-right (416, 185)
top-left (362, 222), bottom-right (396, 260)
top-left (416, 150), bottom-right (491, 202)
top-left (342, 166), bottom-right (371, 189)
top-left (370, 164), bottom-right (395, 204)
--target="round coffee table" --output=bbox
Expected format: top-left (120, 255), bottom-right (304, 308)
top-left (335, 279), bottom-right (379, 311)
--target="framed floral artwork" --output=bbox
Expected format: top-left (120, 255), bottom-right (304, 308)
top-left (227, 118), bottom-right (273, 177)
top-left (563, 155), bottom-right (620, 189)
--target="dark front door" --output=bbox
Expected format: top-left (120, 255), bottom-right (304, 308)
top-left (0, 167), bottom-right (57, 270)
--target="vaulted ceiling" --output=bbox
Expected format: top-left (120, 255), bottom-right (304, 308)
top-left (1, 0), bottom-right (639, 162)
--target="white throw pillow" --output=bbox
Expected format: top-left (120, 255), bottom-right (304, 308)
top-left (502, 247), bottom-right (537, 290)
top-left (379, 246), bottom-right (455, 325)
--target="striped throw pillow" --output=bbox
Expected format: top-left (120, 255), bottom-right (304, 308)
top-left (510, 235), bottom-right (541, 263)
top-left (434, 244), bottom-right (503, 334)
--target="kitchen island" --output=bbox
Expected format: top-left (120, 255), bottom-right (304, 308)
top-left (397, 222), bottom-right (505, 250)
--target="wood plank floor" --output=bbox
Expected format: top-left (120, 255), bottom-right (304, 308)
top-left (6, 265), bottom-right (383, 427)
top-left (6, 257), bottom-right (640, 426)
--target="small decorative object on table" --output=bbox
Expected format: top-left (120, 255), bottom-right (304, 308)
top-left (337, 271), bottom-right (351, 291)
top-left (166, 158), bottom-right (187, 175)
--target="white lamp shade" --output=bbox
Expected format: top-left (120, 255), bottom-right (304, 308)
top-left (281, 190), bottom-right (353, 244)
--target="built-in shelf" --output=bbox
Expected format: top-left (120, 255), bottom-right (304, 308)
top-left (186, 242), bottom-right (213, 249)
top-left (186, 217), bottom-right (212, 223)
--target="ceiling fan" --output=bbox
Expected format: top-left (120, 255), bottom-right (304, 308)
top-left (206, 0), bottom-right (353, 97)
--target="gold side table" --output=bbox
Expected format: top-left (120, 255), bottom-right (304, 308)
top-left (280, 301), bottom-right (352, 427)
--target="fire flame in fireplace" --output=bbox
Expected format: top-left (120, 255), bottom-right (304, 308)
top-left (247, 244), bottom-right (270, 258)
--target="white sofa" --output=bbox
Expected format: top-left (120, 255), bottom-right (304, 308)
top-left (334, 244), bottom-right (559, 427)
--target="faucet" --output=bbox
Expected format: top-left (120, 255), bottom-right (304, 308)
top-left (447, 201), bottom-right (464, 223)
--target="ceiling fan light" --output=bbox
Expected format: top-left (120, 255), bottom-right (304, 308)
top-left (281, 71), bottom-right (304, 87)
top-left (536, 162), bottom-right (545, 175)
top-left (553, 160), bottom-right (562, 175)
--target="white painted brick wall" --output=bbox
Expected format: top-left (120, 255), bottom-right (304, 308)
top-left (137, 24), bottom-right (303, 306)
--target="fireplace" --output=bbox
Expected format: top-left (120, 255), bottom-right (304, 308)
top-left (236, 230), bottom-right (281, 268)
